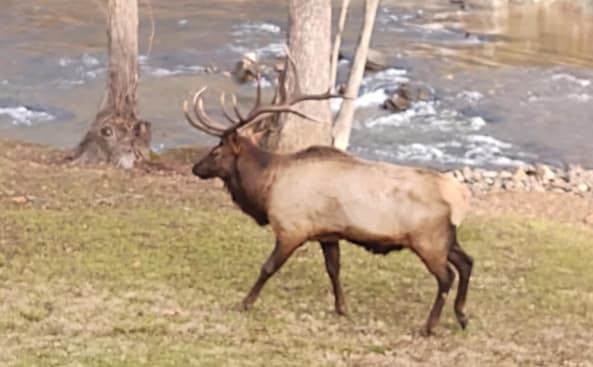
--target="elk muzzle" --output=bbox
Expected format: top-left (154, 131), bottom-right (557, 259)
top-left (192, 160), bottom-right (214, 179)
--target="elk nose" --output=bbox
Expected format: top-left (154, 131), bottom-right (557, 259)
top-left (192, 163), bottom-right (201, 177)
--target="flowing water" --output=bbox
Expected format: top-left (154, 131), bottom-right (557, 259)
top-left (1, 0), bottom-right (592, 169)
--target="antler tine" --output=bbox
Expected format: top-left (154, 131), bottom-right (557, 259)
top-left (253, 72), bottom-right (263, 112)
top-left (289, 87), bottom-right (341, 105)
top-left (284, 45), bottom-right (302, 97)
top-left (271, 76), bottom-right (280, 104)
top-left (231, 93), bottom-right (248, 123)
top-left (193, 91), bottom-right (230, 134)
top-left (183, 46), bottom-right (343, 136)
top-left (219, 92), bottom-right (240, 126)
top-left (184, 102), bottom-right (223, 136)
top-left (183, 88), bottom-right (220, 135)
top-left (182, 88), bottom-right (227, 136)
top-left (246, 106), bottom-right (326, 124)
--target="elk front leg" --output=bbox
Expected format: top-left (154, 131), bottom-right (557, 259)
top-left (320, 241), bottom-right (347, 315)
top-left (239, 239), bottom-right (301, 311)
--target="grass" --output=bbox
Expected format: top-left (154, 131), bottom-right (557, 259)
top-left (1, 140), bottom-right (593, 366)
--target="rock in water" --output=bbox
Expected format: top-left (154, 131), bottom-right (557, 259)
top-left (232, 52), bottom-right (259, 84)
top-left (365, 49), bottom-right (388, 72)
top-left (382, 83), bottom-right (434, 112)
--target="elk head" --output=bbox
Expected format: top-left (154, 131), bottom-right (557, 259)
top-left (183, 51), bottom-right (340, 181)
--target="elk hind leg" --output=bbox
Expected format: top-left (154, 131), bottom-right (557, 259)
top-left (239, 239), bottom-right (302, 311)
top-left (447, 228), bottom-right (474, 329)
top-left (320, 241), bottom-right (347, 315)
top-left (415, 242), bottom-right (455, 336)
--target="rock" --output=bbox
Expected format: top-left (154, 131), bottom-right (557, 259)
top-left (482, 170), bottom-right (498, 179)
top-left (492, 178), bottom-right (503, 190)
top-left (449, 170), bottom-right (464, 182)
top-left (533, 183), bottom-right (546, 192)
top-left (462, 166), bottom-right (473, 182)
top-left (232, 52), bottom-right (260, 84)
top-left (499, 170), bottom-right (512, 179)
top-left (382, 83), bottom-right (434, 112)
top-left (550, 179), bottom-right (571, 192)
top-left (513, 167), bottom-right (528, 182)
top-left (519, 164), bottom-right (536, 176)
top-left (577, 183), bottom-right (589, 192)
top-left (365, 49), bottom-right (388, 72)
top-left (568, 164), bottom-right (584, 182)
top-left (339, 48), bottom-right (388, 72)
top-left (535, 164), bottom-right (555, 182)
top-left (382, 94), bottom-right (410, 112)
top-left (204, 65), bottom-right (219, 74)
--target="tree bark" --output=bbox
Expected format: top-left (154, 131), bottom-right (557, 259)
top-left (264, 0), bottom-right (333, 153)
top-left (330, 0), bottom-right (351, 91)
top-left (70, 0), bottom-right (151, 169)
top-left (332, 0), bottom-right (380, 151)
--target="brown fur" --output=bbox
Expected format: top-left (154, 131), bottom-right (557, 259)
top-left (192, 133), bottom-right (474, 336)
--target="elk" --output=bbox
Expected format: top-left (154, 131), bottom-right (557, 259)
top-left (183, 60), bottom-right (474, 336)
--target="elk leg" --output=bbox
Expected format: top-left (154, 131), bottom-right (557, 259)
top-left (239, 239), bottom-right (301, 311)
top-left (418, 254), bottom-right (455, 336)
top-left (448, 242), bottom-right (474, 329)
top-left (320, 241), bottom-right (347, 316)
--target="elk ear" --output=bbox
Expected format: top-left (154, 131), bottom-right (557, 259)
top-left (242, 125), bottom-right (266, 147)
top-left (247, 130), bottom-right (265, 146)
top-left (228, 133), bottom-right (241, 154)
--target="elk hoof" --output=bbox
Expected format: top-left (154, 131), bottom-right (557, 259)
top-left (233, 301), bottom-right (253, 312)
top-left (456, 313), bottom-right (469, 330)
top-left (419, 326), bottom-right (435, 337)
top-left (335, 305), bottom-right (348, 317)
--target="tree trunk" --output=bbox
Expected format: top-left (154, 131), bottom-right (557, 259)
top-left (332, 0), bottom-right (380, 151)
top-left (330, 0), bottom-right (351, 91)
top-left (70, 0), bottom-right (151, 169)
top-left (264, 0), bottom-right (333, 153)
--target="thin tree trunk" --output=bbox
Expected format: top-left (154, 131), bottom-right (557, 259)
top-left (70, 0), bottom-right (151, 169)
top-left (332, 0), bottom-right (380, 151)
top-left (330, 0), bottom-right (351, 91)
top-left (102, 0), bottom-right (139, 117)
top-left (265, 0), bottom-right (333, 153)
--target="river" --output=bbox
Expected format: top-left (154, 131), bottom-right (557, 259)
top-left (1, 0), bottom-right (592, 169)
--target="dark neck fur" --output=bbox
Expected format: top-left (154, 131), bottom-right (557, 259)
top-left (223, 139), bottom-right (274, 226)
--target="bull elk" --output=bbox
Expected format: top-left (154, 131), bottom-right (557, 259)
top-left (183, 58), bottom-right (474, 336)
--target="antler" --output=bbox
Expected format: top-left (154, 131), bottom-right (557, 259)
top-left (183, 47), bottom-right (341, 137)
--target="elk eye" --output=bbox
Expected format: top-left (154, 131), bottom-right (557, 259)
top-left (100, 126), bottom-right (113, 137)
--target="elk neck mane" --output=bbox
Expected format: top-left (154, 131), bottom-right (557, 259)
top-left (223, 137), bottom-right (274, 226)
top-left (222, 139), bottom-right (357, 226)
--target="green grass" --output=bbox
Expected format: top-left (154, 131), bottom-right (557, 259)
top-left (2, 204), bottom-right (593, 366)
top-left (1, 141), bottom-right (593, 366)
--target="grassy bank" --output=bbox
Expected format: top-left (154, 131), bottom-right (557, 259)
top-left (1, 140), bottom-right (592, 366)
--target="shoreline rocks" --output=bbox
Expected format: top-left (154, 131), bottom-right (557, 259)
top-left (447, 164), bottom-right (593, 195)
